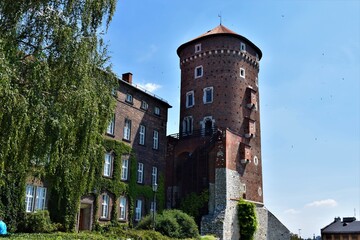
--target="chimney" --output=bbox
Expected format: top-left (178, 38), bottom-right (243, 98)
top-left (122, 72), bottom-right (133, 84)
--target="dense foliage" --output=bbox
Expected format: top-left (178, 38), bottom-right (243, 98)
top-left (22, 210), bottom-right (61, 233)
top-left (0, 0), bottom-right (117, 231)
top-left (179, 189), bottom-right (208, 223)
top-left (237, 199), bottom-right (258, 240)
top-left (137, 209), bottom-right (199, 239)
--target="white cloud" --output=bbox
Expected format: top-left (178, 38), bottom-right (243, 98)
top-left (284, 208), bottom-right (300, 214)
top-left (137, 83), bottom-right (162, 92)
top-left (305, 199), bottom-right (338, 208)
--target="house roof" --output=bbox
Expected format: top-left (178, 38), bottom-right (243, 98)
top-left (321, 217), bottom-right (360, 234)
top-left (177, 24), bottom-right (262, 60)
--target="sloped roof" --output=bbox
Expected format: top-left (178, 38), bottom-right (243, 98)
top-left (322, 218), bottom-right (360, 234)
top-left (192, 25), bottom-right (238, 40)
top-left (177, 24), bottom-right (262, 59)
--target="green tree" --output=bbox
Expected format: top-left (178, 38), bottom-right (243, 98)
top-left (0, 0), bottom-right (117, 231)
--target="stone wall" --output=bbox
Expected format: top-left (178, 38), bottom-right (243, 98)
top-left (201, 168), bottom-right (241, 240)
top-left (255, 207), bottom-right (290, 240)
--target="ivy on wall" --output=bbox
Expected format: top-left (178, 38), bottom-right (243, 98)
top-left (237, 199), bottom-right (258, 240)
top-left (127, 151), bottom-right (165, 226)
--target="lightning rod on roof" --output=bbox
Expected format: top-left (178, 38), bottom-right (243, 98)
top-left (218, 12), bottom-right (222, 25)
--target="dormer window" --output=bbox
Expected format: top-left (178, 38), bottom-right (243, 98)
top-left (195, 44), bottom-right (201, 53)
top-left (195, 66), bottom-right (203, 78)
top-left (126, 93), bottom-right (133, 103)
top-left (240, 42), bottom-right (246, 52)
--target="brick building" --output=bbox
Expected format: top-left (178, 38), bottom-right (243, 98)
top-left (79, 73), bottom-right (171, 229)
top-left (166, 24), bottom-right (289, 239)
top-left (23, 72), bottom-right (171, 231)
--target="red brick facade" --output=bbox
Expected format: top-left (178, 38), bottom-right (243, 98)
top-left (167, 25), bottom-right (263, 211)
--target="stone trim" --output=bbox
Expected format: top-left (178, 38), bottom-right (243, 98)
top-left (180, 49), bottom-right (259, 69)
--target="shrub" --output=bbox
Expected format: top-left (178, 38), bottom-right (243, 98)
top-left (237, 199), bottom-right (257, 240)
top-left (166, 209), bottom-right (199, 238)
top-left (23, 210), bottom-right (59, 233)
top-left (179, 190), bottom-right (209, 221)
top-left (156, 212), bottom-right (180, 238)
top-left (136, 214), bottom-right (153, 230)
top-left (137, 209), bottom-right (199, 239)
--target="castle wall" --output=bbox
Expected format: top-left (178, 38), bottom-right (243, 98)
top-left (255, 207), bottom-right (291, 240)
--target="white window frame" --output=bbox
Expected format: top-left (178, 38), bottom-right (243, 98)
top-left (182, 116), bottom-right (193, 135)
top-left (154, 107), bottom-right (160, 116)
top-left (35, 187), bottom-right (47, 211)
top-left (194, 65), bottom-right (203, 78)
top-left (153, 130), bottom-right (159, 149)
top-left (119, 196), bottom-right (127, 220)
top-left (123, 119), bottom-right (131, 140)
top-left (126, 93), bottom-right (133, 103)
top-left (25, 185), bottom-right (35, 212)
top-left (195, 43), bottom-right (201, 53)
top-left (121, 158), bottom-right (129, 180)
top-left (141, 100), bottom-right (148, 110)
top-left (135, 199), bottom-right (142, 221)
top-left (240, 42), bottom-right (246, 52)
top-left (186, 91), bottom-right (194, 108)
top-left (139, 125), bottom-right (146, 145)
top-left (101, 194), bottom-right (110, 219)
top-left (203, 87), bottom-right (213, 104)
top-left (106, 114), bottom-right (115, 135)
top-left (137, 163), bottom-right (144, 183)
top-left (25, 185), bottom-right (47, 213)
top-left (103, 153), bottom-right (113, 177)
top-left (152, 167), bottom-right (158, 185)
top-left (240, 68), bottom-right (246, 78)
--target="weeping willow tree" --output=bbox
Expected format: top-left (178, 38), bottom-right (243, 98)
top-left (0, 0), bottom-right (117, 231)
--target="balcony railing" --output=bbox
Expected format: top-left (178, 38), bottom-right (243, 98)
top-left (168, 126), bottom-right (218, 139)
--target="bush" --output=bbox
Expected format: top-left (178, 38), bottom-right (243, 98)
top-left (179, 190), bottom-right (209, 221)
top-left (23, 210), bottom-right (59, 233)
top-left (137, 209), bottom-right (199, 239)
top-left (237, 199), bottom-right (257, 240)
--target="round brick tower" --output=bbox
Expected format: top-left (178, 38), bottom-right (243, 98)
top-left (177, 24), bottom-right (263, 202)
top-left (177, 24), bottom-right (262, 134)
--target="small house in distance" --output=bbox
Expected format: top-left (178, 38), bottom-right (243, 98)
top-left (321, 217), bottom-right (360, 240)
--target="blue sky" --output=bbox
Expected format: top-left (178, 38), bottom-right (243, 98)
top-left (104, 0), bottom-right (360, 238)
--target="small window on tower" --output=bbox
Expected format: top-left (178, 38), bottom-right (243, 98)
top-left (240, 42), bottom-right (246, 52)
top-left (195, 44), bottom-right (201, 53)
top-left (240, 68), bottom-right (245, 78)
top-left (203, 87), bottom-right (213, 104)
top-left (195, 66), bottom-right (203, 78)
top-left (186, 91), bottom-right (195, 108)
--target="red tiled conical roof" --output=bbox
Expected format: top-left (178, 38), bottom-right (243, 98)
top-left (192, 24), bottom-right (238, 40)
top-left (177, 24), bottom-right (262, 59)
